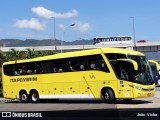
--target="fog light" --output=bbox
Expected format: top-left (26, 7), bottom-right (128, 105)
top-left (138, 93), bottom-right (141, 96)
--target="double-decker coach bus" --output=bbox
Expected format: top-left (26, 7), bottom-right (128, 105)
top-left (94, 36), bottom-right (132, 45)
top-left (2, 48), bottom-right (155, 103)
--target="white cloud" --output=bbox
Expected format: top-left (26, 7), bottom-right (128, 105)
top-left (58, 24), bottom-right (65, 30)
top-left (31, 6), bottom-right (78, 19)
top-left (74, 21), bottom-right (91, 34)
top-left (14, 18), bottom-right (46, 31)
top-left (58, 21), bottom-right (91, 34)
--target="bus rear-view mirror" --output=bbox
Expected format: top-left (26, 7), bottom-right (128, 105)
top-left (117, 59), bottom-right (138, 71)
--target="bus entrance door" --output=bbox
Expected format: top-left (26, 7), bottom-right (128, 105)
top-left (117, 60), bottom-right (134, 99)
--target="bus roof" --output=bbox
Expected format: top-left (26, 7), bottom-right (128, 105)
top-left (2, 48), bottom-right (144, 65)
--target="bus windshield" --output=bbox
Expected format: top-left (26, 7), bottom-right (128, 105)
top-left (127, 55), bottom-right (154, 85)
top-left (106, 53), bottom-right (154, 85)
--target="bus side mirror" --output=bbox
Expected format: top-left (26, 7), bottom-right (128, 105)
top-left (117, 59), bottom-right (138, 71)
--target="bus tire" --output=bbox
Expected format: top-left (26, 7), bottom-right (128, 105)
top-left (102, 89), bottom-right (115, 103)
top-left (123, 99), bottom-right (132, 103)
top-left (19, 91), bottom-right (29, 103)
top-left (30, 90), bottom-right (39, 103)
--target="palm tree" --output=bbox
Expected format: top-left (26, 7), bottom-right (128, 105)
top-left (26, 48), bottom-right (41, 58)
top-left (6, 48), bottom-right (22, 61)
top-left (0, 50), bottom-right (7, 64)
top-left (46, 50), bottom-right (57, 55)
top-left (0, 50), bottom-right (6, 97)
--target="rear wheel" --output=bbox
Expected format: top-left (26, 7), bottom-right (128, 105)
top-left (102, 89), bottom-right (115, 103)
top-left (30, 91), bottom-right (39, 103)
top-left (19, 91), bottom-right (29, 103)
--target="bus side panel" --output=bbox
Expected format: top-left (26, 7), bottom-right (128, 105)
top-left (2, 75), bottom-right (16, 99)
top-left (91, 72), bottom-right (119, 99)
top-left (3, 85), bottom-right (14, 99)
top-left (117, 81), bottom-right (134, 99)
top-left (97, 80), bottom-right (118, 99)
top-left (64, 82), bottom-right (80, 98)
top-left (42, 83), bottom-right (49, 97)
top-left (47, 82), bottom-right (58, 98)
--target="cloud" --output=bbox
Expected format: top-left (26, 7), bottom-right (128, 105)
top-left (58, 24), bottom-right (65, 30)
top-left (31, 6), bottom-right (78, 19)
top-left (14, 18), bottom-right (46, 31)
top-left (58, 21), bottom-right (91, 34)
top-left (74, 21), bottom-right (91, 34)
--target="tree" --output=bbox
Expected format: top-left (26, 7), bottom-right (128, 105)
top-left (26, 48), bottom-right (40, 58)
top-left (0, 50), bottom-right (7, 65)
top-left (0, 50), bottom-right (6, 97)
top-left (6, 48), bottom-right (21, 61)
top-left (46, 50), bottom-right (57, 55)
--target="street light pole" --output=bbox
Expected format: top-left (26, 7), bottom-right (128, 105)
top-left (50, 16), bottom-right (57, 50)
top-left (130, 17), bottom-right (136, 48)
top-left (80, 38), bottom-right (85, 50)
top-left (61, 23), bottom-right (75, 53)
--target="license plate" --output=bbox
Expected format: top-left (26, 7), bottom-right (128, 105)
top-left (147, 93), bottom-right (151, 96)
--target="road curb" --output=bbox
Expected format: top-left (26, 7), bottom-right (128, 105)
top-left (0, 98), bottom-right (17, 102)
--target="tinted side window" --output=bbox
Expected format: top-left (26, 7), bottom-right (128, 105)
top-left (3, 64), bottom-right (15, 76)
top-left (40, 61), bottom-right (54, 73)
top-left (68, 54), bottom-right (110, 73)
top-left (88, 54), bottom-right (110, 72)
top-left (69, 56), bottom-right (87, 71)
top-left (54, 59), bottom-right (70, 72)
top-left (106, 53), bottom-right (127, 60)
top-left (36, 59), bottom-right (70, 73)
top-left (3, 63), bottom-right (37, 76)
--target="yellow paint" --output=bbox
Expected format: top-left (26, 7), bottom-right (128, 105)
top-left (148, 60), bottom-right (160, 70)
top-left (2, 48), bottom-right (155, 100)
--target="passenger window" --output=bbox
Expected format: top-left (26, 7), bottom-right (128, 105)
top-left (3, 64), bottom-right (15, 76)
top-left (69, 56), bottom-right (87, 71)
top-left (54, 59), bottom-right (70, 73)
top-left (35, 63), bottom-right (43, 74)
top-left (88, 55), bottom-right (110, 72)
top-left (106, 53), bottom-right (127, 60)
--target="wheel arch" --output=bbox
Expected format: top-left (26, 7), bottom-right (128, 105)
top-left (29, 89), bottom-right (39, 95)
top-left (19, 89), bottom-right (28, 95)
top-left (19, 89), bottom-right (29, 103)
top-left (101, 87), bottom-right (117, 99)
top-left (29, 89), bottom-right (40, 103)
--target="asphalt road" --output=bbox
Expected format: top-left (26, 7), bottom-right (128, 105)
top-left (0, 87), bottom-right (159, 119)
top-left (0, 87), bottom-right (159, 111)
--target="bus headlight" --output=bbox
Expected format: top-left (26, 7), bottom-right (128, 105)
top-left (133, 85), bottom-right (142, 90)
top-left (136, 86), bottom-right (142, 90)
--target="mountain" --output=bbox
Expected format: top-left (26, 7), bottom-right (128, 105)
top-left (0, 39), bottom-right (94, 47)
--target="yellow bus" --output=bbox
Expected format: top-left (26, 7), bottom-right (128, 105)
top-left (148, 60), bottom-right (160, 71)
top-left (148, 60), bottom-right (160, 86)
top-left (2, 48), bottom-right (155, 103)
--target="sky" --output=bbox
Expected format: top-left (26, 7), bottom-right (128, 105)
top-left (0, 0), bottom-right (160, 42)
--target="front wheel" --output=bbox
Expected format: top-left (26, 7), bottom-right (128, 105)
top-left (30, 91), bottom-right (39, 103)
top-left (102, 89), bottom-right (115, 103)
